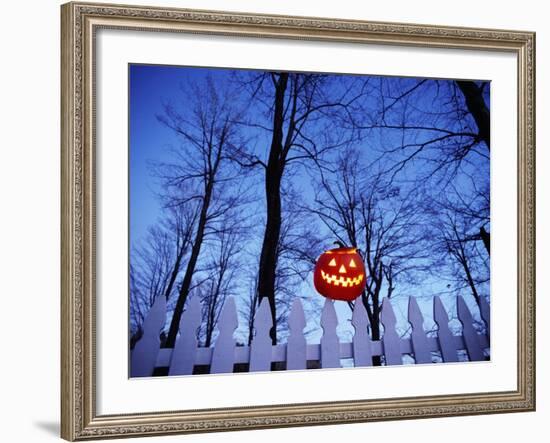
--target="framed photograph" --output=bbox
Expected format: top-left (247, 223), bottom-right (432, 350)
top-left (61, 1), bottom-right (536, 440)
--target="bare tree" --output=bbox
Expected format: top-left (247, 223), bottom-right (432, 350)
top-left (344, 79), bottom-right (489, 187)
top-left (456, 81), bottom-right (490, 149)
top-left (131, 68), bottom-right (491, 364)
top-left (129, 263), bottom-right (149, 348)
top-left (197, 218), bottom-right (247, 347)
top-left (343, 77), bottom-right (491, 272)
top-left (231, 72), bottom-right (364, 343)
top-left (129, 204), bottom-right (196, 347)
top-left (241, 191), bottom-right (324, 346)
top-left (311, 149), bottom-right (430, 364)
top-left (155, 77), bottom-right (248, 348)
top-left (432, 198), bottom-right (490, 309)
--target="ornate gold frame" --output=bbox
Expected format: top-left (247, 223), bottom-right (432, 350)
top-left (61, 2), bottom-right (536, 440)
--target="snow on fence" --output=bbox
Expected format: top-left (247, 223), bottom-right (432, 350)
top-left (131, 295), bottom-right (490, 377)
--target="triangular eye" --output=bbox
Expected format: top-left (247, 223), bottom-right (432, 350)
top-left (328, 258), bottom-right (337, 267)
top-left (349, 259), bottom-right (357, 268)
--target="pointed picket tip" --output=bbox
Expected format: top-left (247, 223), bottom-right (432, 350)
top-left (180, 297), bottom-right (201, 328)
top-left (456, 295), bottom-right (474, 323)
top-left (433, 296), bottom-right (450, 324)
top-left (320, 299), bottom-right (340, 368)
top-left (256, 298), bottom-right (273, 328)
top-left (144, 295), bottom-right (166, 328)
top-left (380, 297), bottom-right (397, 327)
top-left (407, 297), bottom-right (431, 364)
top-left (138, 296), bottom-right (167, 340)
top-left (408, 297), bottom-right (423, 321)
top-left (321, 299), bottom-right (338, 326)
top-left (169, 297), bottom-right (202, 376)
top-left (351, 299), bottom-right (373, 367)
top-left (479, 296), bottom-right (491, 332)
top-left (456, 296), bottom-right (484, 362)
top-left (249, 298), bottom-right (273, 372)
top-left (177, 296), bottom-right (202, 342)
top-left (351, 299), bottom-right (369, 331)
top-left (287, 298), bottom-right (307, 370)
top-left (431, 295), bottom-right (459, 363)
top-left (288, 298), bottom-right (306, 330)
top-left (380, 297), bottom-right (402, 365)
top-left (153, 294), bottom-right (167, 310)
top-left (130, 296), bottom-right (166, 377)
top-left (218, 297), bottom-right (238, 329)
top-left (210, 297), bottom-right (238, 374)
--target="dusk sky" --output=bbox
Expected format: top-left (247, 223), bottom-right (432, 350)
top-left (129, 63), bottom-right (490, 346)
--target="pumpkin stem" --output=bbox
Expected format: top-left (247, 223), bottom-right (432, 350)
top-left (333, 240), bottom-right (346, 248)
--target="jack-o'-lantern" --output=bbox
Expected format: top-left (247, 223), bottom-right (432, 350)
top-left (313, 245), bottom-right (367, 301)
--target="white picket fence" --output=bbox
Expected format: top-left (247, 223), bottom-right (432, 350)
top-left (131, 295), bottom-right (490, 377)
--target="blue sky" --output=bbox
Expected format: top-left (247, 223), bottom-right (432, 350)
top-left (130, 65), bottom-right (208, 244)
top-left (129, 63), bottom-right (490, 344)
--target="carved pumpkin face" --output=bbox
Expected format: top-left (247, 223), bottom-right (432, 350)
top-left (313, 247), bottom-right (367, 301)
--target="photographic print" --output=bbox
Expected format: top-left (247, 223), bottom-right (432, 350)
top-left (129, 64), bottom-right (491, 377)
top-left (61, 5), bottom-right (535, 439)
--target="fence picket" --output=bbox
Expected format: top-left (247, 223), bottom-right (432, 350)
top-left (168, 297), bottom-right (201, 376)
top-left (286, 298), bottom-right (307, 370)
top-left (320, 300), bottom-right (340, 368)
top-left (380, 297), bottom-right (402, 365)
top-left (210, 298), bottom-right (238, 373)
top-left (132, 295), bottom-right (490, 376)
top-left (433, 296), bottom-right (458, 363)
top-left (351, 299), bottom-right (373, 367)
top-left (249, 298), bottom-right (273, 372)
top-left (479, 296), bottom-right (491, 339)
top-left (130, 295), bottom-right (166, 377)
top-left (457, 296), bottom-right (485, 361)
top-left (408, 297), bottom-right (432, 364)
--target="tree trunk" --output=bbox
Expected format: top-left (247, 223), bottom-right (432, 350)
top-left (164, 181), bottom-right (214, 348)
top-left (460, 256), bottom-right (481, 308)
top-left (451, 225), bottom-right (482, 308)
top-left (359, 292), bottom-right (381, 365)
top-left (258, 172), bottom-right (282, 344)
top-left (204, 270), bottom-right (224, 347)
top-left (257, 73), bottom-right (289, 345)
top-left (162, 240), bottom-right (187, 301)
top-left (370, 287), bottom-right (382, 366)
top-left (480, 226), bottom-right (490, 255)
top-left (246, 291), bottom-right (259, 346)
top-left (456, 81), bottom-right (490, 150)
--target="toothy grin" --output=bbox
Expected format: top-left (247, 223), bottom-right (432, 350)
top-left (321, 270), bottom-right (364, 287)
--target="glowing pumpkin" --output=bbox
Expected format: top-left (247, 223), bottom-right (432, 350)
top-left (313, 246), bottom-right (367, 301)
